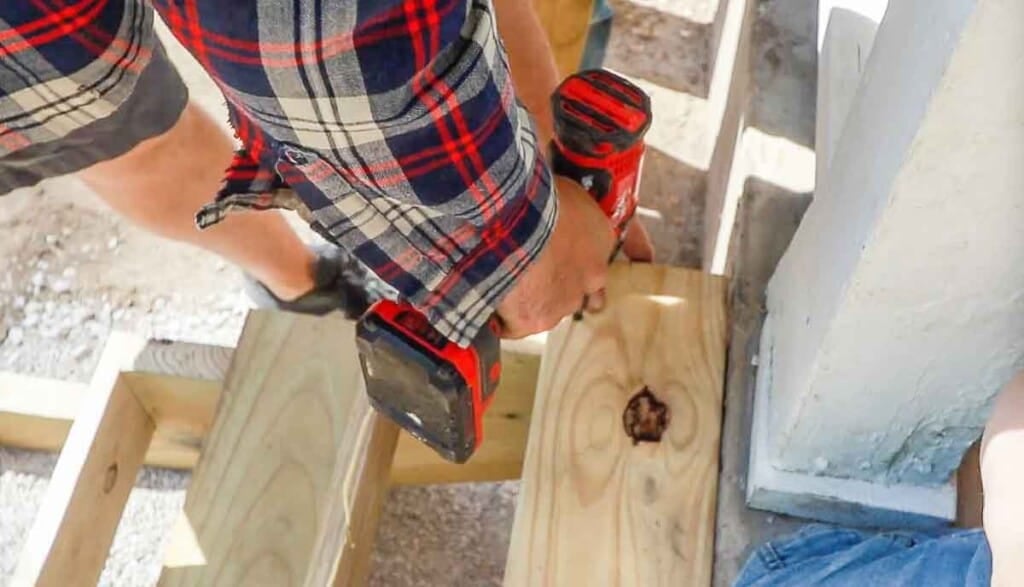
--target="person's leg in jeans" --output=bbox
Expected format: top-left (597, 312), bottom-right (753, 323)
top-left (729, 369), bottom-right (1024, 587)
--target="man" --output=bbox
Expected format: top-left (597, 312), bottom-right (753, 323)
top-left (0, 0), bottom-right (653, 344)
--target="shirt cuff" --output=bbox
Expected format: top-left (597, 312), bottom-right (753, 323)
top-left (416, 159), bottom-right (559, 347)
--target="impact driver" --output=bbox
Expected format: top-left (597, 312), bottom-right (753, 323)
top-left (356, 69), bottom-right (652, 463)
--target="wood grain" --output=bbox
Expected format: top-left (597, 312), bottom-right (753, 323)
top-left (0, 352), bottom-right (540, 484)
top-left (504, 264), bottom-right (728, 587)
top-left (12, 334), bottom-right (156, 587)
top-left (158, 310), bottom-right (395, 586)
top-left (956, 440), bottom-right (983, 528)
top-left (533, 0), bottom-right (595, 77)
top-left (124, 340), bottom-right (233, 469)
top-left (0, 373), bottom-right (81, 455)
top-left (390, 351), bottom-right (541, 484)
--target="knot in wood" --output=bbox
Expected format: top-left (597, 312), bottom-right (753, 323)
top-left (103, 463), bottom-right (119, 494)
top-left (622, 386), bottom-right (670, 445)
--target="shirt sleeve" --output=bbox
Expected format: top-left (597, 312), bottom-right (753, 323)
top-left (156, 0), bottom-right (559, 347)
top-left (320, 0), bottom-right (559, 346)
top-left (0, 0), bottom-right (155, 157)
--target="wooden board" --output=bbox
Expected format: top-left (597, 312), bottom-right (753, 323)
top-left (0, 373), bottom-right (83, 455)
top-left (158, 310), bottom-right (396, 586)
top-left (0, 352), bottom-right (539, 484)
top-left (504, 264), bottom-right (728, 586)
top-left (13, 334), bottom-right (156, 587)
top-left (390, 351), bottom-right (541, 484)
top-left (533, 0), bottom-right (595, 77)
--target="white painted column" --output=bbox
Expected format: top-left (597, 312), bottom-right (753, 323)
top-left (816, 1), bottom-right (888, 180)
top-left (749, 0), bottom-right (1024, 527)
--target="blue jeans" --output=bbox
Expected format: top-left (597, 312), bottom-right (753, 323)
top-left (734, 524), bottom-right (992, 586)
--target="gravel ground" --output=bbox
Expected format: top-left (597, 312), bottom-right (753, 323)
top-left (0, 1), bottom-right (717, 585)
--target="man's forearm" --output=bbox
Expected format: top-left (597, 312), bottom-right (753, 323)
top-left (493, 0), bottom-right (561, 145)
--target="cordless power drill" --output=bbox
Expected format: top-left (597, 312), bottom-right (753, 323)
top-left (356, 70), bottom-right (652, 463)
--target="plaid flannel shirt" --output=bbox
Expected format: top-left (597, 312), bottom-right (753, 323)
top-left (0, 0), bottom-right (557, 346)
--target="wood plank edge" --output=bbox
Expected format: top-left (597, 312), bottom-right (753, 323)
top-left (0, 368), bottom-right (536, 485)
top-left (12, 368), bottom-right (155, 586)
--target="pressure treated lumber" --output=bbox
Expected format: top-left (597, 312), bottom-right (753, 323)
top-left (0, 373), bottom-right (83, 455)
top-left (505, 264), bottom-right (728, 586)
top-left (390, 351), bottom-right (540, 484)
top-left (0, 351), bottom-right (539, 484)
top-left (533, 0), bottom-right (595, 76)
top-left (12, 334), bottom-right (156, 587)
top-left (158, 310), bottom-right (394, 586)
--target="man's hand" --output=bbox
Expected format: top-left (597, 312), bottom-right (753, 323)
top-left (497, 176), bottom-right (614, 338)
top-left (622, 217), bottom-right (655, 262)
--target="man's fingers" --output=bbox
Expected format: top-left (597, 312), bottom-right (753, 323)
top-left (622, 221), bottom-right (655, 262)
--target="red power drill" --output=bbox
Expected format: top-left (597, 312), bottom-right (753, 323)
top-left (356, 70), bottom-right (652, 463)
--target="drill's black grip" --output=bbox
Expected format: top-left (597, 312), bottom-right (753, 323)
top-left (550, 146), bottom-right (613, 204)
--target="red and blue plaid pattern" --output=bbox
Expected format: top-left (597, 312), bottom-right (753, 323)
top-left (0, 0), bottom-right (557, 346)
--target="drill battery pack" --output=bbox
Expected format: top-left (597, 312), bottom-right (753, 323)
top-left (356, 299), bottom-right (501, 463)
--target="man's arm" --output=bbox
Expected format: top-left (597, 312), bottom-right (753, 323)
top-left (150, 0), bottom-right (621, 344)
top-left (981, 372), bottom-right (1024, 585)
top-left (492, 0), bottom-right (655, 273)
top-left (492, 0), bottom-right (560, 145)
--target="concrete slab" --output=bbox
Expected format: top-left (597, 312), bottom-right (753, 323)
top-left (703, 0), bottom-right (817, 275)
top-left (712, 186), bottom-right (810, 586)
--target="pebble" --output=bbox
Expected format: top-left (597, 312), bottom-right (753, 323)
top-left (30, 272), bottom-right (45, 288)
top-left (44, 234), bottom-right (58, 245)
top-left (7, 326), bottom-right (23, 346)
top-left (40, 326), bottom-right (68, 339)
top-left (70, 345), bottom-right (91, 361)
top-left (61, 227), bottom-right (72, 237)
top-left (50, 279), bottom-right (73, 294)
top-left (62, 267), bottom-right (76, 278)
top-left (107, 237), bottom-right (120, 250)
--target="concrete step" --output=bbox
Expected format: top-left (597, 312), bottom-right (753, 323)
top-left (702, 0), bottom-right (816, 276)
top-left (714, 187), bottom-right (810, 586)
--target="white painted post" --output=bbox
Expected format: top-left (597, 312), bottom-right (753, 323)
top-left (816, 1), bottom-right (888, 180)
top-left (749, 0), bottom-right (1024, 528)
